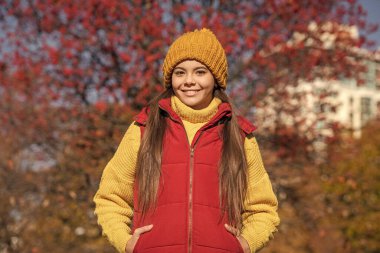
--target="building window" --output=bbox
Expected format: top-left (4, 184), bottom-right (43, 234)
top-left (349, 97), bottom-right (354, 106)
top-left (349, 112), bottom-right (354, 128)
top-left (360, 97), bottom-right (372, 125)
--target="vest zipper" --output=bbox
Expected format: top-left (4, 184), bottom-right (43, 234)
top-left (161, 108), bottom-right (198, 253)
top-left (157, 104), bottom-right (216, 253)
top-left (188, 147), bottom-right (194, 253)
top-left (187, 132), bottom-right (203, 253)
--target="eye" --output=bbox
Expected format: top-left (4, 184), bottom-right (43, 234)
top-left (196, 70), bottom-right (207, 75)
top-left (173, 70), bottom-right (185, 76)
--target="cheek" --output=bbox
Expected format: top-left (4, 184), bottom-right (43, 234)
top-left (205, 87), bottom-right (214, 97)
top-left (205, 79), bottom-right (215, 92)
top-left (204, 75), bottom-right (215, 89)
top-left (171, 77), bottom-right (180, 90)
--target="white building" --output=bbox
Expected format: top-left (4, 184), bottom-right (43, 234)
top-left (256, 21), bottom-right (380, 143)
top-left (333, 56), bottom-right (380, 137)
top-left (254, 51), bottom-right (380, 164)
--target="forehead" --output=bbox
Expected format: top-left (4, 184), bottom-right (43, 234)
top-left (174, 60), bottom-right (207, 69)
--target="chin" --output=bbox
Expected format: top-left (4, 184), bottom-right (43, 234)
top-left (183, 101), bottom-right (198, 108)
top-left (177, 94), bottom-right (210, 110)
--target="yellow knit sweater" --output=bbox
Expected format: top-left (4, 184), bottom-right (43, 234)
top-left (93, 96), bottom-right (280, 253)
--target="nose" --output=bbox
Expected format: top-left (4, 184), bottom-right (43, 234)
top-left (184, 73), bottom-right (195, 86)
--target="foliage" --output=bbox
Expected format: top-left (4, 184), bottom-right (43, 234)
top-left (0, 0), bottom-right (377, 252)
top-left (323, 119), bottom-right (380, 253)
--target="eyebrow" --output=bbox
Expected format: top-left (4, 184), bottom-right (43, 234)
top-left (173, 66), bottom-right (208, 71)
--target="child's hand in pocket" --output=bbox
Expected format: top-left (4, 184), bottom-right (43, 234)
top-left (224, 224), bottom-right (250, 253)
top-left (125, 224), bottom-right (153, 253)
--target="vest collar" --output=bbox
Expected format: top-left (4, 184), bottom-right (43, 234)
top-left (157, 97), bottom-right (232, 129)
top-left (134, 97), bottom-right (256, 134)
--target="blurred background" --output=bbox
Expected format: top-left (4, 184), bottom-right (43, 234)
top-left (0, 0), bottom-right (379, 252)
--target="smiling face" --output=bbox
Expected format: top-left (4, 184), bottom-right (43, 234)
top-left (171, 60), bottom-right (216, 110)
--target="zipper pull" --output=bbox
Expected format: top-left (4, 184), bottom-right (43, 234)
top-left (190, 147), bottom-right (194, 157)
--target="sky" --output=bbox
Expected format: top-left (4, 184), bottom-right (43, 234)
top-left (359, 0), bottom-right (380, 49)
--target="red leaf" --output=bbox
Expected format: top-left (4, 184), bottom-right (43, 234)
top-left (94, 101), bottom-right (107, 113)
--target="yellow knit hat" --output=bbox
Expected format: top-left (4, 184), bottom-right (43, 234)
top-left (162, 28), bottom-right (228, 89)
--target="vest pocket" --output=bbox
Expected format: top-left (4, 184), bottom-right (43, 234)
top-left (193, 204), bottom-right (244, 252)
top-left (132, 203), bottom-right (188, 252)
top-left (132, 236), bottom-right (142, 253)
top-left (231, 234), bottom-right (245, 253)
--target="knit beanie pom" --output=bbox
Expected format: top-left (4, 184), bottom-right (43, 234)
top-left (162, 28), bottom-right (228, 89)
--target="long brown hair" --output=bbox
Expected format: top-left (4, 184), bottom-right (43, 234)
top-left (135, 88), bottom-right (248, 228)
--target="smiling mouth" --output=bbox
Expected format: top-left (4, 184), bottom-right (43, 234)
top-left (182, 90), bottom-right (200, 96)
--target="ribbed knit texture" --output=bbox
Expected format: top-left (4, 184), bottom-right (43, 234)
top-left (162, 28), bottom-right (228, 89)
top-left (171, 95), bottom-right (222, 143)
top-left (93, 98), bottom-right (279, 253)
top-left (93, 123), bottom-right (140, 253)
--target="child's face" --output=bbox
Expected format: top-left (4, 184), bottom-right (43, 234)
top-left (171, 60), bottom-right (215, 110)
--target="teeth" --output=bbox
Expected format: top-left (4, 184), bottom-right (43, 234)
top-left (183, 90), bottom-right (198, 95)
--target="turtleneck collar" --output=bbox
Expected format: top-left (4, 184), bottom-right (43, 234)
top-left (171, 95), bottom-right (222, 124)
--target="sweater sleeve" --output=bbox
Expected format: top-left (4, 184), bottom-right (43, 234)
top-left (240, 136), bottom-right (280, 253)
top-left (93, 121), bottom-right (141, 253)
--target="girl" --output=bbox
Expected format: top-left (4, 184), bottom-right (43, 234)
top-left (94, 28), bottom-right (280, 253)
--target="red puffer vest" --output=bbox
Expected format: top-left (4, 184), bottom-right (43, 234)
top-left (132, 97), bottom-right (256, 253)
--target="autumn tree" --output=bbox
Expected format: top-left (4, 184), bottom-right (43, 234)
top-left (323, 119), bottom-right (380, 253)
top-left (1, 0), bottom-right (377, 158)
